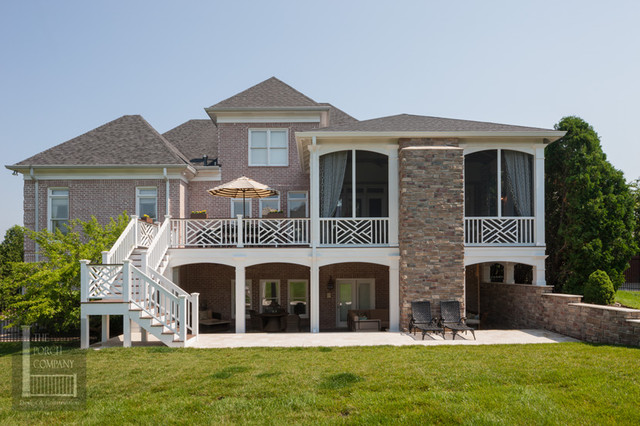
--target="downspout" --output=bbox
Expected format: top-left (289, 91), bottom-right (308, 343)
top-left (30, 167), bottom-right (39, 262)
top-left (163, 168), bottom-right (169, 217)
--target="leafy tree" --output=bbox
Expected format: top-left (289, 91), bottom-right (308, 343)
top-left (545, 116), bottom-right (638, 294)
top-left (0, 213), bottom-right (129, 333)
top-left (0, 225), bottom-right (24, 278)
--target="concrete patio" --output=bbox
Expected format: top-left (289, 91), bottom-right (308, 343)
top-left (92, 329), bottom-right (578, 349)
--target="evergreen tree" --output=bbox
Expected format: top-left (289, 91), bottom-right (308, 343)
top-left (0, 225), bottom-right (24, 278)
top-left (545, 116), bottom-right (637, 294)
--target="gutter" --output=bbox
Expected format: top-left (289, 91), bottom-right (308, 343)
top-left (30, 167), bottom-right (39, 262)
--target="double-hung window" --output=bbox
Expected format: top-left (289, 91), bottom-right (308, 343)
top-left (260, 279), bottom-right (280, 312)
top-left (259, 195), bottom-right (280, 217)
top-left (48, 188), bottom-right (69, 234)
top-left (287, 191), bottom-right (308, 218)
top-left (249, 129), bottom-right (288, 166)
top-left (287, 280), bottom-right (308, 317)
top-left (136, 187), bottom-right (157, 220)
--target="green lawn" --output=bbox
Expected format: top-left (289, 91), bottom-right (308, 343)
top-left (616, 290), bottom-right (640, 309)
top-left (0, 343), bottom-right (639, 424)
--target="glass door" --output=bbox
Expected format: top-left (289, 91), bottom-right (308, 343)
top-left (336, 279), bottom-right (375, 327)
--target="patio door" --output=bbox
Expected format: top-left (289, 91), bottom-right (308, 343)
top-left (336, 279), bottom-right (375, 327)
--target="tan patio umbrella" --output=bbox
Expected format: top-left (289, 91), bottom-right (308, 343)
top-left (207, 176), bottom-right (278, 217)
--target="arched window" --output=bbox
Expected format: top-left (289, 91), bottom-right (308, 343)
top-left (320, 150), bottom-right (388, 218)
top-left (465, 150), bottom-right (533, 217)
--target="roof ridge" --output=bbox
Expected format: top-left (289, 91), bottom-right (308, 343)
top-left (209, 76), bottom-right (319, 109)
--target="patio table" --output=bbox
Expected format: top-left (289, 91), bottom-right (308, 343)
top-left (259, 312), bottom-right (287, 332)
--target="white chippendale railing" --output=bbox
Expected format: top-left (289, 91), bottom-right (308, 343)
top-left (319, 218), bottom-right (389, 246)
top-left (465, 217), bottom-right (535, 245)
top-left (138, 220), bottom-right (158, 247)
top-left (80, 261), bottom-right (123, 301)
top-left (243, 218), bottom-right (310, 246)
top-left (145, 216), bottom-right (172, 272)
top-left (170, 218), bottom-right (238, 247)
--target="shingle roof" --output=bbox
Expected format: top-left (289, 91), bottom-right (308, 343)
top-left (209, 77), bottom-right (320, 109)
top-left (313, 113), bottom-right (554, 133)
top-left (14, 115), bottom-right (190, 166)
top-left (318, 103), bottom-right (358, 126)
top-left (162, 119), bottom-right (218, 166)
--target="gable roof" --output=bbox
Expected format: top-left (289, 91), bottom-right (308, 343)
top-left (312, 113), bottom-right (554, 133)
top-left (13, 115), bottom-right (190, 167)
top-left (319, 103), bottom-right (358, 126)
top-left (162, 119), bottom-right (218, 166)
top-left (209, 77), bottom-right (321, 109)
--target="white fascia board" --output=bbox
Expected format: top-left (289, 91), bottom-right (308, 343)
top-left (296, 130), bottom-right (566, 142)
top-left (12, 165), bottom-right (194, 183)
top-left (215, 112), bottom-right (321, 124)
top-left (191, 167), bottom-right (222, 182)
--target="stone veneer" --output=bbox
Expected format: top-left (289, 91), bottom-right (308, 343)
top-left (398, 138), bottom-right (465, 329)
top-left (481, 282), bottom-right (640, 347)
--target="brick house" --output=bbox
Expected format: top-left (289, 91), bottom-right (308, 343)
top-left (6, 77), bottom-right (565, 347)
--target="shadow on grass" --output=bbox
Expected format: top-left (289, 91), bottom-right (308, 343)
top-left (210, 365), bottom-right (250, 379)
top-left (320, 372), bottom-right (364, 390)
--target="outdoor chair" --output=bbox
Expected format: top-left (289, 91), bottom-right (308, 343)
top-left (440, 301), bottom-right (476, 340)
top-left (409, 301), bottom-right (444, 340)
top-left (248, 310), bottom-right (264, 332)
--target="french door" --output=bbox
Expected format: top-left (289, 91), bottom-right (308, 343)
top-left (336, 279), bottom-right (375, 327)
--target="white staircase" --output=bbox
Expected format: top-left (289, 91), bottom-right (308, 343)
top-left (80, 216), bottom-right (199, 348)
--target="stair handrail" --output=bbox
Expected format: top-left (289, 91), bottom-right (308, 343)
top-left (125, 261), bottom-right (189, 341)
top-left (144, 215), bottom-right (172, 273)
top-left (102, 215), bottom-right (139, 264)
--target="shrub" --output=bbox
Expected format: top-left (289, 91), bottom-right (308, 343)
top-left (583, 270), bottom-right (615, 305)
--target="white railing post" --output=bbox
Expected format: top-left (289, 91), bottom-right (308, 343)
top-left (101, 251), bottom-right (109, 264)
top-left (122, 260), bottom-right (131, 303)
top-left (236, 214), bottom-right (244, 248)
top-left (80, 259), bottom-right (90, 303)
top-left (179, 295), bottom-right (188, 342)
top-left (132, 215), bottom-right (139, 247)
top-left (191, 293), bottom-right (199, 337)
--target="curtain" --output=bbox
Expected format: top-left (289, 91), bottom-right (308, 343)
top-left (503, 150), bottom-right (532, 216)
top-left (320, 151), bottom-right (348, 217)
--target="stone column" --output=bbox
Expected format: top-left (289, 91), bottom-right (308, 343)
top-left (398, 140), bottom-right (465, 328)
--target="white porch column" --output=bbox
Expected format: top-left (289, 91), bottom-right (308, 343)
top-left (101, 315), bottom-right (110, 343)
top-left (235, 263), bottom-right (246, 333)
top-left (388, 146), bottom-right (399, 246)
top-left (80, 313), bottom-right (89, 349)
top-left (309, 142), bottom-right (320, 248)
top-left (533, 258), bottom-right (546, 286)
top-left (535, 147), bottom-right (545, 246)
top-left (123, 317), bottom-right (131, 348)
top-left (388, 259), bottom-right (400, 332)
top-left (504, 262), bottom-right (515, 284)
top-left (310, 255), bottom-right (320, 333)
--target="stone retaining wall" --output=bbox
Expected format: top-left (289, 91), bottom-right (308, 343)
top-left (480, 282), bottom-right (640, 347)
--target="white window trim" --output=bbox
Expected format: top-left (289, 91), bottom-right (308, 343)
top-left (287, 191), bottom-right (308, 218)
top-left (48, 187), bottom-right (69, 232)
top-left (259, 279), bottom-right (280, 312)
top-left (136, 186), bottom-right (158, 220)
top-left (231, 280), bottom-right (252, 319)
top-left (287, 279), bottom-right (309, 318)
top-left (230, 198), bottom-right (252, 218)
top-left (248, 128), bottom-right (289, 167)
top-left (259, 195), bottom-right (280, 218)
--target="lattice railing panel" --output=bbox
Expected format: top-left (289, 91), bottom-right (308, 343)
top-left (465, 217), bottom-right (535, 245)
top-left (87, 265), bottom-right (123, 299)
top-left (138, 222), bottom-right (158, 247)
top-left (319, 218), bottom-right (388, 246)
top-left (243, 219), bottom-right (309, 246)
top-left (171, 219), bottom-right (237, 247)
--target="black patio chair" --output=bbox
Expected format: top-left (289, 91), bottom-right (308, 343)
top-left (409, 301), bottom-right (444, 340)
top-left (440, 300), bottom-right (476, 340)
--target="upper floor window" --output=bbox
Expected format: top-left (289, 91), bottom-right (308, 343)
top-left (249, 129), bottom-right (288, 166)
top-left (464, 149), bottom-right (533, 217)
top-left (48, 188), bottom-right (69, 234)
top-left (259, 195), bottom-right (280, 217)
top-left (287, 191), bottom-right (308, 218)
top-left (231, 198), bottom-right (252, 218)
top-left (136, 187), bottom-right (157, 220)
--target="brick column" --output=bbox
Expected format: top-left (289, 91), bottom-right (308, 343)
top-left (398, 141), bottom-right (465, 329)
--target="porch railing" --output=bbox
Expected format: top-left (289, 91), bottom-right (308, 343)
top-left (465, 217), bottom-right (535, 245)
top-left (319, 218), bottom-right (389, 246)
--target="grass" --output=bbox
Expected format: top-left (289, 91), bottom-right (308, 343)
top-left (0, 343), bottom-right (639, 424)
top-left (616, 290), bottom-right (640, 309)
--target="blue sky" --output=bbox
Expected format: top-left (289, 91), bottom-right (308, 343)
top-left (1, 1), bottom-right (639, 237)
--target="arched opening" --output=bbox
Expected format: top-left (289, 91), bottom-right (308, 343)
top-left (320, 150), bottom-right (389, 218)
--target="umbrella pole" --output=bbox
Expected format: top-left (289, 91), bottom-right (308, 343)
top-left (242, 190), bottom-right (246, 218)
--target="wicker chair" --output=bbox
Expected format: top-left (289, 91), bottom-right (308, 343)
top-left (440, 301), bottom-right (476, 340)
top-left (409, 301), bottom-right (444, 340)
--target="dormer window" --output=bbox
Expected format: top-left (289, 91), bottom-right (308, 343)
top-left (249, 129), bottom-right (288, 166)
